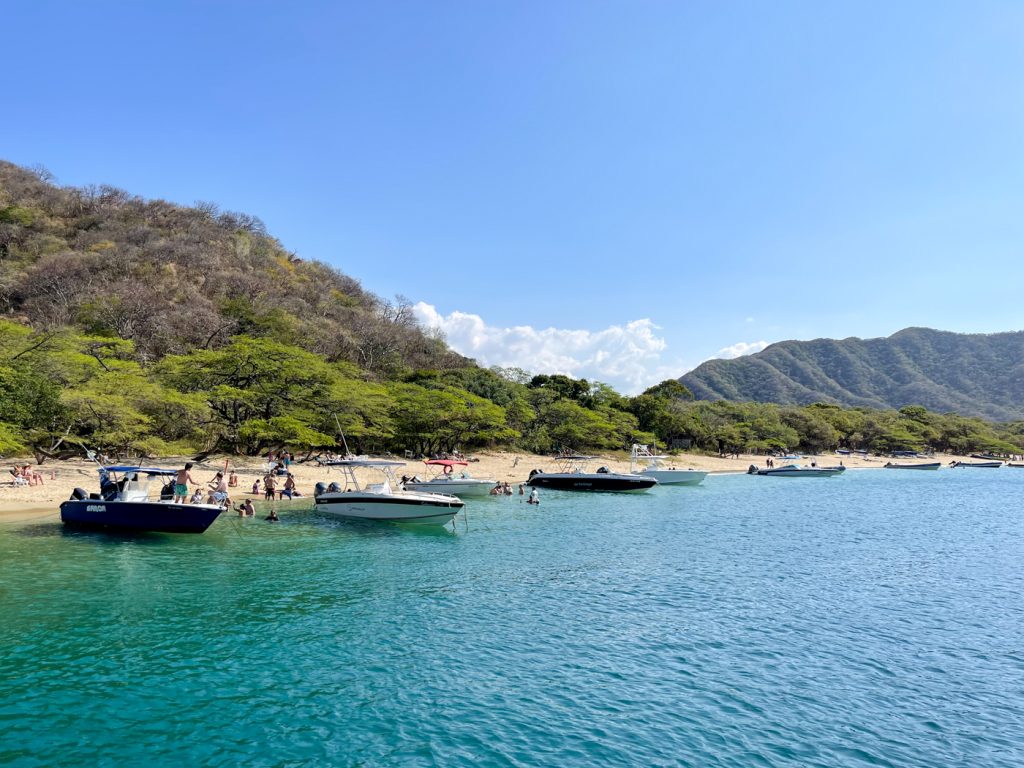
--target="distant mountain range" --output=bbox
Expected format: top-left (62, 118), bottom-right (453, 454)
top-left (680, 328), bottom-right (1024, 422)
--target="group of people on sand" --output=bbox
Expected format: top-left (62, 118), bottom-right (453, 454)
top-left (9, 464), bottom-right (44, 486)
top-left (252, 472), bottom-right (299, 501)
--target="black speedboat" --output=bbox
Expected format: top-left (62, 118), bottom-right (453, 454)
top-left (526, 455), bottom-right (658, 492)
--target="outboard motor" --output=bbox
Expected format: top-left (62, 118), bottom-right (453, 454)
top-left (70, 487), bottom-right (88, 501)
top-left (160, 482), bottom-right (174, 501)
top-left (528, 468), bottom-right (542, 479)
top-left (314, 481), bottom-right (327, 496)
top-left (596, 466), bottom-right (610, 474)
top-left (327, 481), bottom-right (342, 493)
top-left (747, 464), bottom-right (758, 474)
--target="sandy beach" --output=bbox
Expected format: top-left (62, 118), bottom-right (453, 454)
top-left (0, 449), bottom-right (971, 524)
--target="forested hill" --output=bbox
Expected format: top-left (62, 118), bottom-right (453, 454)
top-left (2, 160), bottom-right (1022, 461)
top-left (0, 161), bottom-right (462, 372)
top-left (680, 328), bottom-right (1024, 421)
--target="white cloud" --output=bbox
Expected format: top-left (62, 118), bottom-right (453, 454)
top-left (715, 340), bottom-right (770, 359)
top-left (414, 302), bottom-right (685, 395)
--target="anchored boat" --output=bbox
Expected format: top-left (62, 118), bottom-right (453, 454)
top-left (314, 459), bottom-right (464, 525)
top-left (748, 463), bottom-right (846, 477)
top-left (526, 454), bottom-right (658, 492)
top-left (630, 444), bottom-right (707, 486)
top-left (60, 466), bottom-right (224, 533)
top-left (401, 459), bottom-right (497, 498)
top-left (884, 462), bottom-right (941, 470)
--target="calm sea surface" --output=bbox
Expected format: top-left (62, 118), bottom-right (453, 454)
top-left (2, 469), bottom-right (1024, 767)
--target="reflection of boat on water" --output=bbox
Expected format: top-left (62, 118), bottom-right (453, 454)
top-left (951, 460), bottom-right (1003, 468)
top-left (401, 459), bottom-right (497, 498)
top-left (527, 454), bottom-right (657, 492)
top-left (314, 459), bottom-right (464, 525)
top-left (629, 444), bottom-right (706, 486)
top-left (884, 462), bottom-right (941, 470)
top-left (748, 464), bottom-right (846, 477)
top-left (60, 466), bottom-right (224, 533)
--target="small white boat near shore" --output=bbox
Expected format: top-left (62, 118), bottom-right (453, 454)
top-left (401, 459), bottom-right (497, 498)
top-left (630, 444), bottom-right (707, 486)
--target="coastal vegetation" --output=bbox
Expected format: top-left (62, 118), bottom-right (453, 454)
top-left (2, 160), bottom-right (1022, 461)
top-left (681, 327), bottom-right (1024, 422)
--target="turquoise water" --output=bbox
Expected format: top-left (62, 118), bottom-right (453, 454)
top-left (3, 469), bottom-right (1024, 766)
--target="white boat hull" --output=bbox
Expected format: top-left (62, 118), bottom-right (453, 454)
top-left (314, 490), bottom-right (463, 525)
top-left (402, 478), bottom-right (496, 498)
top-left (640, 469), bottom-right (707, 486)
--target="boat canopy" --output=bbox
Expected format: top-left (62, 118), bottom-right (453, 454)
top-left (424, 459), bottom-right (469, 467)
top-left (99, 466), bottom-right (177, 476)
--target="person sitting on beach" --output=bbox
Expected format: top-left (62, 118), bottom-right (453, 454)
top-left (252, 478), bottom-right (261, 495)
top-left (25, 465), bottom-right (43, 486)
top-left (265, 509), bottom-right (279, 522)
top-left (174, 463), bottom-right (195, 503)
top-left (228, 470), bottom-right (238, 488)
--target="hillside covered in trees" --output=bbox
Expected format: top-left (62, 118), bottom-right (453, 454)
top-left (1, 160), bottom-right (1022, 461)
top-left (681, 328), bottom-right (1024, 422)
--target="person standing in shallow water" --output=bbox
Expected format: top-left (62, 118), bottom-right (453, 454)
top-left (174, 462), bottom-right (195, 503)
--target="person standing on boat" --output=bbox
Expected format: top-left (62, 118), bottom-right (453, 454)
top-left (174, 463), bottom-right (195, 504)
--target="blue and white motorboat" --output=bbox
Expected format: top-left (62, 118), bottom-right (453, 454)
top-left (60, 466), bottom-right (225, 533)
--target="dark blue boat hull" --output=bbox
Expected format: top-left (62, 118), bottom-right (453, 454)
top-left (60, 500), bottom-right (222, 533)
top-left (526, 473), bottom-right (657, 492)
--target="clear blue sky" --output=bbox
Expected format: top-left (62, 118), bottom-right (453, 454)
top-left (4, 1), bottom-right (1023, 392)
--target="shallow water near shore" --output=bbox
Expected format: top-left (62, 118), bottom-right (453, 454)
top-left (2, 469), bottom-right (1024, 766)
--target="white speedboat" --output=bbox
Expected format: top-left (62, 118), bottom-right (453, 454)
top-left (401, 460), bottom-right (497, 498)
top-left (314, 459), bottom-right (464, 525)
top-left (630, 444), bottom-right (707, 486)
top-left (748, 463), bottom-right (846, 477)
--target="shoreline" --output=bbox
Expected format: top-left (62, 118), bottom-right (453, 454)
top-left (0, 450), bottom-right (971, 524)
